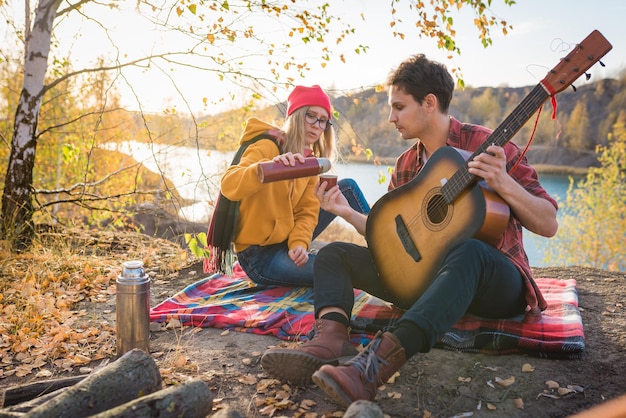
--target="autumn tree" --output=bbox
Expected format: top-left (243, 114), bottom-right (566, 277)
top-left (0, 47), bottom-right (158, 226)
top-left (544, 121), bottom-right (626, 271)
top-left (467, 87), bottom-right (502, 128)
top-left (564, 102), bottom-right (591, 152)
top-left (1, 0), bottom-right (515, 250)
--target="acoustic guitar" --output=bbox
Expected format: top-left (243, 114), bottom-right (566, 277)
top-left (365, 30), bottom-right (613, 307)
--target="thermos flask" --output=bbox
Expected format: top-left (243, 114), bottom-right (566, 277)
top-left (116, 260), bottom-right (151, 356)
top-left (257, 157), bottom-right (331, 183)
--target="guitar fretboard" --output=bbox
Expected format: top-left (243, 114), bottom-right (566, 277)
top-left (442, 84), bottom-right (549, 204)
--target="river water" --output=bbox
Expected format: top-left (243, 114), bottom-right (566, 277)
top-left (108, 141), bottom-right (578, 267)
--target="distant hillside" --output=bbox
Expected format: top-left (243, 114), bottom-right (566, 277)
top-left (186, 75), bottom-right (626, 169)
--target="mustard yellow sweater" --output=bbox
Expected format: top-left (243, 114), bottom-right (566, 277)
top-left (220, 118), bottom-right (320, 253)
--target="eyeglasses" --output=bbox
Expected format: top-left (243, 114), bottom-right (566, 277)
top-left (305, 112), bottom-right (332, 130)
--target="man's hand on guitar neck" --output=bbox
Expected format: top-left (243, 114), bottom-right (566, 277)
top-left (467, 144), bottom-right (508, 193)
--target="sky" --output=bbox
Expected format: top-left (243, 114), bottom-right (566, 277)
top-left (8, 0), bottom-right (626, 115)
top-left (328, 1), bottom-right (624, 90)
top-left (259, 0), bottom-right (623, 114)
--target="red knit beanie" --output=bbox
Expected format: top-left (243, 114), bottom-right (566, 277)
top-left (286, 85), bottom-right (332, 117)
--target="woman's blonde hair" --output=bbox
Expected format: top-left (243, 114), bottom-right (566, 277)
top-left (281, 107), bottom-right (337, 162)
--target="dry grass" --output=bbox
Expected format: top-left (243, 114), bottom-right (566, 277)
top-left (0, 227), bottom-right (197, 380)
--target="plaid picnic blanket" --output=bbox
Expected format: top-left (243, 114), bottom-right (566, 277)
top-left (150, 264), bottom-right (584, 359)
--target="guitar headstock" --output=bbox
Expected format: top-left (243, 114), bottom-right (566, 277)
top-left (541, 30), bottom-right (613, 95)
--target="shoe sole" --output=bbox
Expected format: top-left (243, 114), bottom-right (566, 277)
top-left (261, 349), bottom-right (338, 386)
top-left (311, 369), bottom-right (353, 407)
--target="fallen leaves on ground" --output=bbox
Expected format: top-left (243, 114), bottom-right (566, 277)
top-left (0, 227), bottom-right (194, 380)
top-left (495, 375), bottom-right (516, 387)
top-left (538, 380), bottom-right (587, 400)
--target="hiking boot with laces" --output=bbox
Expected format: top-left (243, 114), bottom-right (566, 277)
top-left (261, 319), bottom-right (358, 386)
top-left (312, 331), bottom-right (406, 406)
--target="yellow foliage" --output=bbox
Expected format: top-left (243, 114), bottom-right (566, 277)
top-left (0, 227), bottom-right (196, 378)
top-left (544, 122), bottom-right (626, 271)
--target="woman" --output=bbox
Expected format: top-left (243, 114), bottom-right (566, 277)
top-left (220, 85), bottom-right (369, 287)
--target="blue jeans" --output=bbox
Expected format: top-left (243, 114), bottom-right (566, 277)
top-left (237, 178), bottom-right (370, 287)
top-left (313, 239), bottom-right (527, 353)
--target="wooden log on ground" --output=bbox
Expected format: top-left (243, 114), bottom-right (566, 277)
top-left (211, 409), bottom-right (244, 418)
top-left (0, 375), bottom-right (86, 408)
top-left (23, 349), bottom-right (162, 418)
top-left (0, 387), bottom-right (67, 415)
top-left (88, 379), bottom-right (213, 418)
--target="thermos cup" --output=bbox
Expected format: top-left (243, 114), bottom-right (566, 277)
top-left (116, 260), bottom-right (151, 356)
top-left (319, 174), bottom-right (338, 188)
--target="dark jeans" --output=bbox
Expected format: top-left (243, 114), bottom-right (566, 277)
top-left (313, 239), bottom-right (527, 352)
top-left (237, 178), bottom-right (370, 287)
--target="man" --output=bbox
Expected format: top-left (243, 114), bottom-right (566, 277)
top-left (261, 54), bottom-right (559, 406)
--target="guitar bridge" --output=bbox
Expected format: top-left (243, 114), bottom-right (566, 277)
top-left (395, 215), bottom-right (421, 262)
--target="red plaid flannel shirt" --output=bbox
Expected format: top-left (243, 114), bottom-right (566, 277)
top-left (388, 117), bottom-right (558, 315)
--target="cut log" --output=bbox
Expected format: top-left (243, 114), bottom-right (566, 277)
top-left (23, 349), bottom-right (162, 418)
top-left (211, 409), bottom-right (244, 418)
top-left (88, 379), bottom-right (213, 418)
top-left (0, 375), bottom-right (85, 407)
top-left (0, 387), bottom-right (67, 415)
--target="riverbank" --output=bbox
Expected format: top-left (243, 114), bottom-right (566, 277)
top-left (343, 155), bottom-right (591, 177)
top-left (532, 164), bottom-right (588, 176)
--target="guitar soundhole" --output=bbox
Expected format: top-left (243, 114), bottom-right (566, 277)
top-left (423, 188), bottom-right (452, 231)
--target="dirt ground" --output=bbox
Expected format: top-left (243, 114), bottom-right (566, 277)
top-left (139, 262), bottom-right (625, 418)
top-left (2, 250), bottom-right (624, 417)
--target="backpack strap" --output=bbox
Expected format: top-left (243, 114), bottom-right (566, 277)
top-left (203, 134), bottom-right (280, 274)
top-left (231, 133), bottom-right (280, 165)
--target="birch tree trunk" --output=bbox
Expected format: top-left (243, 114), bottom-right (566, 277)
top-left (0, 0), bottom-right (63, 250)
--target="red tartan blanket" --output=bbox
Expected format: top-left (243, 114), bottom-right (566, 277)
top-left (150, 264), bottom-right (584, 359)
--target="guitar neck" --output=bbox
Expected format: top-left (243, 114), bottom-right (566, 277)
top-left (470, 84), bottom-right (549, 158)
top-left (443, 83), bottom-right (549, 203)
top-left (442, 29), bottom-right (614, 204)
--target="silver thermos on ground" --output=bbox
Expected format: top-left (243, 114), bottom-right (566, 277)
top-left (116, 260), bottom-right (151, 356)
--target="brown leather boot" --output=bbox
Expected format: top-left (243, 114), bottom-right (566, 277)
top-left (261, 319), bottom-right (358, 386)
top-left (312, 332), bottom-right (406, 406)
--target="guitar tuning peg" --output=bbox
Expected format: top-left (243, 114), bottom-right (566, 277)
top-left (571, 84), bottom-right (577, 92)
top-left (585, 72), bottom-right (592, 81)
top-left (599, 60), bottom-right (606, 67)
